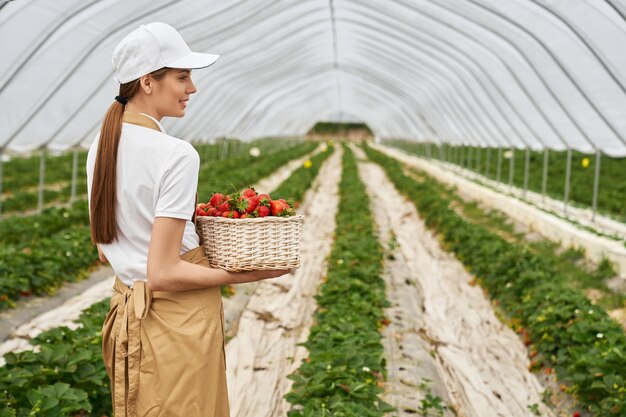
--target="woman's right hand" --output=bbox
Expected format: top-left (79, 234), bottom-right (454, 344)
top-left (232, 268), bottom-right (294, 284)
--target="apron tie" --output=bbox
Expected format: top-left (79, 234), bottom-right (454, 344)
top-left (112, 278), bottom-right (152, 417)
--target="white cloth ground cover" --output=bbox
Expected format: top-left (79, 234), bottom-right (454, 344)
top-left (225, 148), bottom-right (342, 417)
top-left (354, 145), bottom-right (553, 417)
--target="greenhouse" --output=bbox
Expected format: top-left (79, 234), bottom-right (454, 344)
top-left (1, 1), bottom-right (626, 416)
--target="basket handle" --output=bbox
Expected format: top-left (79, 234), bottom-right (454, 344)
top-left (192, 191), bottom-right (205, 246)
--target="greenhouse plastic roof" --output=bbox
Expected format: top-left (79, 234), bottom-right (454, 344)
top-left (1, 0), bottom-right (626, 156)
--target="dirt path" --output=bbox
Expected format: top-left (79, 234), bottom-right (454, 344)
top-left (225, 147), bottom-right (343, 417)
top-left (353, 145), bottom-right (553, 417)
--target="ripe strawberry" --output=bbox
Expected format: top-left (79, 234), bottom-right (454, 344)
top-left (218, 201), bottom-right (230, 212)
top-left (270, 200), bottom-right (286, 216)
top-left (206, 207), bottom-right (218, 217)
top-left (240, 213), bottom-right (248, 219)
top-left (274, 199), bottom-right (295, 216)
top-left (209, 193), bottom-right (224, 207)
top-left (222, 210), bottom-right (240, 219)
top-left (238, 195), bottom-right (260, 213)
top-left (242, 188), bottom-right (256, 198)
top-left (257, 193), bottom-right (271, 206)
top-left (573, 412), bottom-right (580, 417)
top-left (258, 206), bottom-right (270, 217)
top-left (196, 207), bottom-right (208, 217)
top-left (215, 210), bottom-right (223, 217)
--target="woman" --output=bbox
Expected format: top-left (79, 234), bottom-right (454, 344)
top-left (86, 22), bottom-right (290, 417)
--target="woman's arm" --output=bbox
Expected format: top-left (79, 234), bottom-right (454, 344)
top-left (146, 217), bottom-right (290, 291)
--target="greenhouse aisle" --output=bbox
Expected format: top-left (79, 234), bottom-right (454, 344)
top-left (353, 145), bottom-right (553, 417)
top-left (226, 147), bottom-right (342, 417)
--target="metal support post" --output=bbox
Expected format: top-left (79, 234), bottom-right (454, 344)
top-left (592, 149), bottom-right (601, 222)
top-left (38, 147), bottom-right (46, 213)
top-left (485, 147), bottom-right (491, 178)
top-left (508, 148), bottom-right (515, 187)
top-left (542, 149), bottom-right (549, 204)
top-left (497, 147), bottom-right (503, 182)
top-left (70, 147), bottom-right (78, 204)
top-left (0, 148), bottom-right (3, 217)
top-left (563, 148), bottom-right (572, 216)
top-left (523, 147), bottom-right (530, 199)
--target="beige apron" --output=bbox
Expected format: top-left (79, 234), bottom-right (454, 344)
top-left (100, 112), bottom-right (229, 417)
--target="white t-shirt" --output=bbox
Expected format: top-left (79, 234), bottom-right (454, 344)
top-left (86, 113), bottom-right (200, 288)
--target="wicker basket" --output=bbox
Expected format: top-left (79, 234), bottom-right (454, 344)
top-left (195, 215), bottom-right (305, 271)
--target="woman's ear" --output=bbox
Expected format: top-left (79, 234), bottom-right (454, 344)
top-left (140, 74), bottom-right (152, 94)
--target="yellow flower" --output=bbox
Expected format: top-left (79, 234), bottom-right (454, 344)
top-left (582, 157), bottom-right (590, 168)
top-left (303, 159), bottom-right (312, 169)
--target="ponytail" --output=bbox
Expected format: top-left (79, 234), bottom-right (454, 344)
top-left (90, 98), bottom-right (125, 244)
top-left (89, 67), bottom-right (173, 245)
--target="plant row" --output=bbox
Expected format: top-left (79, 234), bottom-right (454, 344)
top-left (363, 143), bottom-right (626, 416)
top-left (0, 141), bottom-right (334, 417)
top-left (197, 144), bottom-right (334, 219)
top-left (285, 146), bottom-right (394, 416)
top-left (0, 142), bottom-right (319, 310)
top-left (0, 138), bottom-right (301, 215)
top-left (385, 139), bottom-right (626, 222)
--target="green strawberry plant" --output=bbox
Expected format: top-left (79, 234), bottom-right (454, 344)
top-left (0, 141), bottom-right (318, 309)
top-left (285, 145), bottom-right (394, 416)
top-left (386, 139), bottom-right (626, 223)
top-left (0, 141), bottom-right (332, 416)
top-left (363, 143), bottom-right (626, 416)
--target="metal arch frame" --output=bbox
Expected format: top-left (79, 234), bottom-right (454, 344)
top-left (460, 0), bottom-right (626, 151)
top-left (236, 79), bottom-right (336, 140)
top-left (53, 3), bottom-right (331, 148)
top-left (454, 0), bottom-right (617, 215)
top-left (235, 80), bottom-right (387, 140)
top-left (237, 75), bottom-right (407, 141)
top-left (406, 0), bottom-right (599, 203)
top-left (176, 11), bottom-right (426, 140)
top-left (339, 26), bottom-right (490, 147)
top-left (342, 2), bottom-right (513, 147)
top-left (0, 0), bottom-right (103, 93)
top-left (531, 0), bottom-right (626, 94)
top-left (338, 9), bottom-right (520, 148)
top-left (397, 0), bottom-right (579, 152)
top-left (178, 37), bottom-right (330, 139)
top-left (346, 1), bottom-right (570, 155)
top-left (333, 37), bottom-right (473, 144)
top-left (4, 0), bottom-right (280, 150)
top-left (0, 0), bottom-right (183, 150)
top-left (235, 66), bottom-right (424, 140)
top-left (168, 6), bottom-right (335, 139)
top-left (337, 64), bottom-right (445, 138)
top-left (605, 0), bottom-right (626, 22)
top-left (338, 33), bottom-right (494, 147)
top-left (1, 0), bottom-right (625, 159)
top-left (236, 63), bottom-right (432, 141)
top-left (339, 5), bottom-right (536, 150)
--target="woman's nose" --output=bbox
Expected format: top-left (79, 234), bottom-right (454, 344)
top-left (188, 79), bottom-right (197, 94)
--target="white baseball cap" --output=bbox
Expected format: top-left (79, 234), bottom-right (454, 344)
top-left (112, 22), bottom-right (220, 84)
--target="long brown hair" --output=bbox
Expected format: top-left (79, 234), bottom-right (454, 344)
top-left (90, 67), bottom-right (172, 245)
